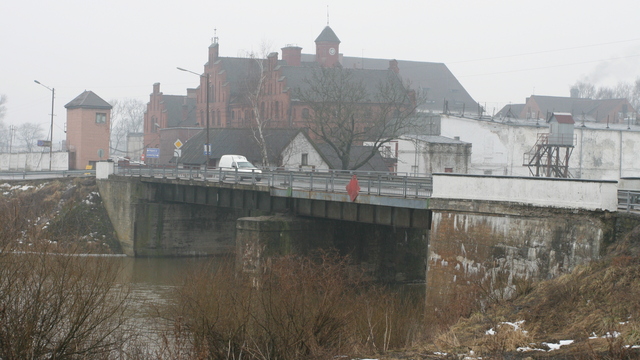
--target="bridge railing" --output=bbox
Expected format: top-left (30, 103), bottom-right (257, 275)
top-left (114, 165), bottom-right (432, 199)
top-left (618, 190), bottom-right (640, 214)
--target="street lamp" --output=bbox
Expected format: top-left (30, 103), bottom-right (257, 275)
top-left (177, 67), bottom-right (210, 167)
top-left (34, 80), bottom-right (55, 171)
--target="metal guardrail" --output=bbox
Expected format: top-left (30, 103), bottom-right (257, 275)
top-left (0, 170), bottom-right (96, 180)
top-left (115, 165), bottom-right (433, 199)
top-left (618, 190), bottom-right (640, 214)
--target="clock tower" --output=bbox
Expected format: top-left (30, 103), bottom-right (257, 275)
top-left (315, 26), bottom-right (341, 67)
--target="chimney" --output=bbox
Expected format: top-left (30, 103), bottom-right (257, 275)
top-left (186, 88), bottom-right (197, 99)
top-left (281, 45), bottom-right (302, 66)
top-left (153, 82), bottom-right (160, 94)
top-left (208, 42), bottom-right (219, 65)
top-left (267, 52), bottom-right (278, 71)
top-left (389, 59), bottom-right (400, 74)
top-left (570, 87), bottom-right (579, 98)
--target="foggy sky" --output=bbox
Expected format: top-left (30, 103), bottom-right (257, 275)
top-left (2, 0), bottom-right (639, 144)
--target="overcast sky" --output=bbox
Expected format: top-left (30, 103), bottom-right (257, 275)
top-left (2, 0), bottom-right (640, 144)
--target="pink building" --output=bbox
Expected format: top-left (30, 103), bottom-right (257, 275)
top-left (64, 91), bottom-right (112, 170)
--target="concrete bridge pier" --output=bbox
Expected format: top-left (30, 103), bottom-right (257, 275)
top-left (236, 215), bottom-right (429, 282)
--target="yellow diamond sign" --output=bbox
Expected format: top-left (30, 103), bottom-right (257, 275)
top-left (174, 139), bottom-right (183, 149)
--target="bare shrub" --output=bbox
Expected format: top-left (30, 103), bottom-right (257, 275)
top-left (0, 247), bottom-right (131, 359)
top-left (164, 252), bottom-right (427, 360)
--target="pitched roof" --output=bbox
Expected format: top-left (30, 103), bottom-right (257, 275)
top-left (282, 65), bottom-right (407, 102)
top-left (496, 104), bottom-right (526, 119)
top-left (526, 95), bottom-right (634, 122)
top-left (549, 113), bottom-right (575, 124)
top-left (315, 26), bottom-right (341, 43)
top-left (315, 143), bottom-right (388, 171)
top-left (300, 54), bottom-right (476, 112)
top-left (179, 128), bottom-right (301, 166)
top-left (64, 91), bottom-right (112, 110)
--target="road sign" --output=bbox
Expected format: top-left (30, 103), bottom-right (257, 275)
top-left (146, 148), bottom-right (160, 158)
top-left (204, 144), bottom-right (211, 156)
top-left (174, 139), bottom-right (183, 149)
top-left (174, 149), bottom-right (181, 157)
top-left (37, 140), bottom-right (52, 147)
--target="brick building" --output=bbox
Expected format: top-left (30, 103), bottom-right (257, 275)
top-left (142, 26), bottom-right (476, 165)
top-left (64, 91), bottom-right (112, 170)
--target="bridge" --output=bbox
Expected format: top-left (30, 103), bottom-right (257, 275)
top-left (97, 163), bottom-right (640, 314)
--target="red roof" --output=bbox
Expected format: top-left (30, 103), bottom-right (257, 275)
top-left (550, 113), bottom-right (575, 124)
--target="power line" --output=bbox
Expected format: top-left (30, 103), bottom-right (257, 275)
top-left (449, 38), bottom-right (640, 64)
top-left (458, 53), bottom-right (640, 78)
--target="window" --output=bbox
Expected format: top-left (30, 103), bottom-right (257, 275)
top-left (96, 113), bottom-right (106, 124)
top-left (301, 153), bottom-right (308, 166)
top-left (444, 167), bottom-right (453, 173)
top-left (302, 108), bottom-right (309, 119)
top-left (275, 101), bottom-right (279, 119)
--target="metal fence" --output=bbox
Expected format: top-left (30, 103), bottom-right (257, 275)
top-left (0, 169), bottom-right (95, 180)
top-left (618, 190), bottom-right (640, 214)
top-left (115, 165), bottom-right (433, 199)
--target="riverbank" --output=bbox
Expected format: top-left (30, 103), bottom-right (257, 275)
top-left (0, 177), bottom-right (121, 253)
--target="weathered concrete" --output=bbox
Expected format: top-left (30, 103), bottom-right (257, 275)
top-left (236, 215), bottom-right (429, 282)
top-left (426, 197), bottom-right (614, 316)
top-left (98, 176), bottom-right (266, 257)
top-left (432, 173), bottom-right (618, 211)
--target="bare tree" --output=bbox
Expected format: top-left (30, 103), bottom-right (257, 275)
top-left (0, 95), bottom-right (8, 152)
top-left (571, 81), bottom-right (596, 99)
top-left (15, 122), bottom-right (44, 152)
top-left (573, 78), bottom-right (640, 110)
top-left (109, 98), bottom-right (145, 157)
top-left (239, 45), bottom-right (273, 167)
top-left (296, 67), bottom-right (422, 170)
top-left (0, 94), bottom-right (6, 121)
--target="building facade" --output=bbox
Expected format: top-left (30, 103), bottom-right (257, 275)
top-left (64, 91), bottom-right (112, 170)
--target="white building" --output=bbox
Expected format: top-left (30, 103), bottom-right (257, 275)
top-left (395, 135), bottom-right (471, 176)
top-left (440, 115), bottom-right (640, 179)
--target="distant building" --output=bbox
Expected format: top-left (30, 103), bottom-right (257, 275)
top-left (395, 135), bottom-right (471, 176)
top-left (64, 91), bottom-right (112, 169)
top-left (142, 26), bottom-right (476, 165)
top-left (496, 93), bottom-right (636, 125)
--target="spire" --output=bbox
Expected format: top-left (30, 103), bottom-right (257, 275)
top-left (315, 26), bottom-right (340, 43)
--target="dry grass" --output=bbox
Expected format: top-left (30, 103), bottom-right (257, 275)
top-left (434, 225), bottom-right (640, 359)
top-left (161, 251), bottom-right (427, 360)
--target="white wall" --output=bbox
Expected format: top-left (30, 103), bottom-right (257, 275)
top-left (0, 152), bottom-right (69, 171)
top-left (280, 133), bottom-right (329, 170)
top-left (431, 174), bottom-right (618, 211)
top-left (441, 116), bottom-right (640, 180)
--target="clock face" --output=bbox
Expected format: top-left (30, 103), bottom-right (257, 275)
top-left (329, 47), bottom-right (336, 55)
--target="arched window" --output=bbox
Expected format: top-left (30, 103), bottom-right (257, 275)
top-left (260, 102), bottom-right (265, 119)
top-left (275, 101), bottom-right (279, 119)
top-left (217, 110), bottom-right (221, 126)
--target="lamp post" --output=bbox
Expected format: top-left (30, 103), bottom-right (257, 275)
top-left (177, 67), bottom-right (210, 167)
top-left (34, 80), bottom-right (54, 171)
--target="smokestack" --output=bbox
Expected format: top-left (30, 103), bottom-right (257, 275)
top-left (570, 87), bottom-right (579, 98)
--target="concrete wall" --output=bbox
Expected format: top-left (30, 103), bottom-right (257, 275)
top-left (426, 199), bottom-right (610, 317)
top-left (441, 116), bottom-right (640, 179)
top-left (0, 152), bottom-right (69, 171)
top-left (432, 173), bottom-right (618, 211)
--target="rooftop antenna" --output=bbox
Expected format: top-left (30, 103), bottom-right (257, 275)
top-left (327, 5), bottom-right (329, 25)
top-left (213, 28), bottom-right (218, 44)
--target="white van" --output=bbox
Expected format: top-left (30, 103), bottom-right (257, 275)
top-left (218, 155), bottom-right (262, 181)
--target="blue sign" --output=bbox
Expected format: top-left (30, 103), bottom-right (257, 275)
top-left (146, 148), bottom-right (160, 158)
top-left (204, 144), bottom-right (211, 156)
